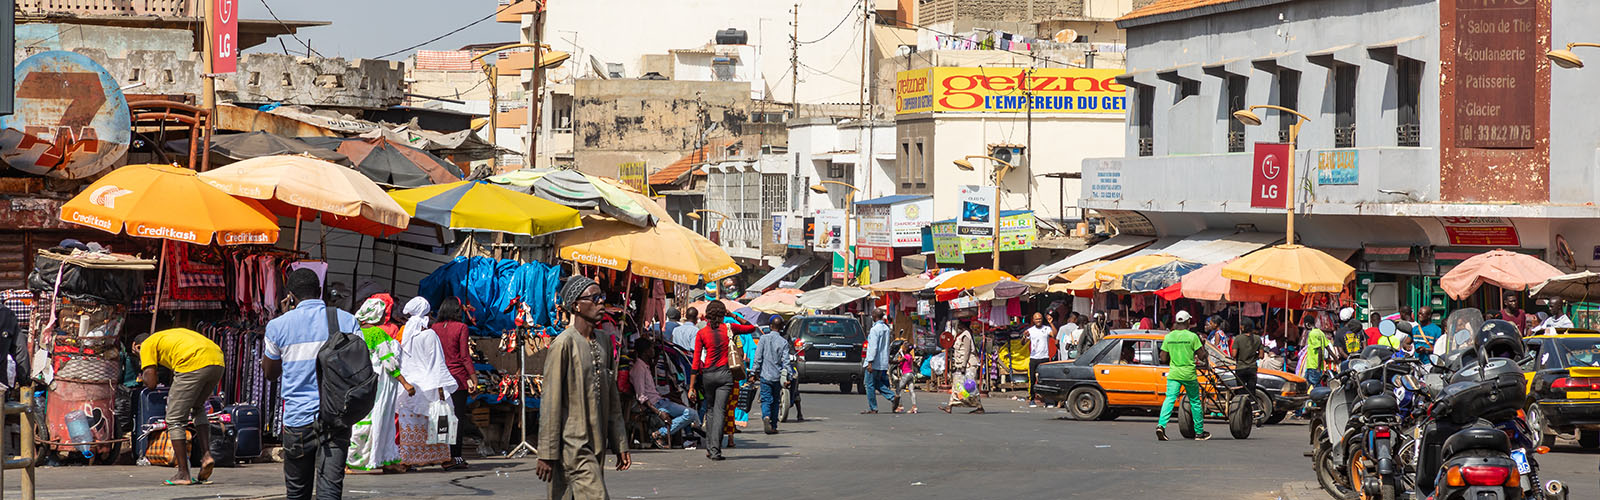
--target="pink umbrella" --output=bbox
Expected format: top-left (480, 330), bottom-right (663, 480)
top-left (1158, 260), bottom-right (1303, 305)
top-left (1440, 249), bottom-right (1564, 300)
top-left (687, 298), bottom-right (746, 316)
top-left (747, 288), bottom-right (803, 315)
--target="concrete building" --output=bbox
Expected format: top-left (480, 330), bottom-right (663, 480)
top-left (1070, 0), bottom-right (1600, 313)
top-left (572, 78), bottom-right (787, 180)
top-left (403, 46), bottom-right (533, 168)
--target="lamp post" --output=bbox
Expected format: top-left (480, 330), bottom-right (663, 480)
top-left (1232, 105), bottom-right (1311, 245)
top-left (810, 180), bottom-right (860, 285)
top-left (1546, 42), bottom-right (1600, 69)
top-left (685, 208), bottom-right (731, 235)
top-left (953, 155), bottom-right (1014, 270)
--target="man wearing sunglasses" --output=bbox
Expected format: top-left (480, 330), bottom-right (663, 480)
top-left (537, 275), bottom-right (631, 498)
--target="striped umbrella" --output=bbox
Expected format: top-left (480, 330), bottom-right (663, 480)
top-left (388, 180), bottom-right (581, 236)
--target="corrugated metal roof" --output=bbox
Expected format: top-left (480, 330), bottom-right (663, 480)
top-left (1164, 230), bottom-right (1282, 265)
top-left (853, 194), bottom-right (931, 206)
top-left (1022, 234), bottom-right (1156, 283)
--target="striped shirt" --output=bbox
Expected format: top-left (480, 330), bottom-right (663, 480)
top-left (265, 299), bottom-right (359, 428)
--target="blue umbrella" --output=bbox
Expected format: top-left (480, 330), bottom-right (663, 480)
top-left (1121, 259), bottom-right (1205, 293)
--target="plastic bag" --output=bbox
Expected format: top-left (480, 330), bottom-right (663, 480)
top-left (425, 397), bottom-right (457, 445)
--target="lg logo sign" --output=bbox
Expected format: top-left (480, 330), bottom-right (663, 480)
top-left (1250, 143), bottom-right (1291, 209)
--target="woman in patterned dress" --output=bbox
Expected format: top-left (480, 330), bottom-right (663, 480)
top-left (394, 297), bottom-right (457, 469)
top-left (347, 294), bottom-right (413, 473)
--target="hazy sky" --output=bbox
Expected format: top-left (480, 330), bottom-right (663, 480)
top-left (239, 0), bottom-right (521, 60)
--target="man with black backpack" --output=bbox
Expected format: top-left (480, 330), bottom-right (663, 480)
top-left (263, 269), bottom-right (364, 500)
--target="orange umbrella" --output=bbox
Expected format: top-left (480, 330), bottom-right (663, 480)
top-left (1159, 260), bottom-right (1304, 304)
top-left (1221, 245), bottom-right (1355, 294)
top-left (198, 155), bottom-right (410, 239)
top-left (934, 269), bottom-right (1016, 301)
top-left (1440, 249), bottom-right (1564, 300)
top-left (60, 164), bottom-right (279, 246)
top-left (1056, 260), bottom-right (1107, 283)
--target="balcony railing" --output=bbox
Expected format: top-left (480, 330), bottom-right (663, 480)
top-left (1227, 131), bottom-right (1245, 153)
top-left (1334, 124), bottom-right (1357, 148)
top-left (1397, 123), bottom-right (1420, 147)
top-left (1137, 137), bottom-right (1153, 157)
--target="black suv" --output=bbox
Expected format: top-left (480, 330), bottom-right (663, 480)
top-left (790, 315), bottom-right (866, 394)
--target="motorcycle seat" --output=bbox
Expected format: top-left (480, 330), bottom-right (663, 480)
top-left (1441, 427), bottom-right (1511, 458)
top-left (1309, 386), bottom-right (1333, 403)
top-left (1354, 393), bottom-right (1398, 416)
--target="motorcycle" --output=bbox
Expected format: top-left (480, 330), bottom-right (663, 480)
top-left (1423, 358), bottom-right (1566, 500)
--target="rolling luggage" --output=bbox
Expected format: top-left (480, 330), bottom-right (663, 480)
top-left (133, 388), bottom-right (168, 459)
top-left (223, 404), bottom-right (261, 459)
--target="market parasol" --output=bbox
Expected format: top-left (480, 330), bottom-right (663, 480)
top-left (862, 274), bottom-right (931, 293)
top-left (1154, 260), bottom-right (1304, 304)
top-left (1095, 254), bottom-right (1187, 292)
top-left (1529, 271), bottom-right (1600, 302)
top-left (687, 298), bottom-right (746, 316)
top-left (748, 288), bottom-right (804, 315)
top-left (488, 168), bottom-right (658, 227)
top-left (198, 155), bottom-right (410, 244)
top-left (972, 280), bottom-right (1039, 301)
top-left (1118, 259), bottom-right (1204, 293)
top-left (1440, 249), bottom-right (1564, 300)
top-left (796, 285), bottom-right (871, 311)
top-left (1056, 259), bottom-right (1108, 283)
top-left (934, 269), bottom-right (1016, 301)
top-left (554, 215), bottom-right (740, 285)
top-left (59, 164), bottom-right (281, 328)
top-left (172, 131), bottom-right (349, 164)
top-left (303, 136), bottom-right (464, 188)
top-left (389, 180), bottom-right (582, 237)
top-left (1220, 245), bottom-right (1355, 294)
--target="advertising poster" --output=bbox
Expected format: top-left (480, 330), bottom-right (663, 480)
top-left (813, 209), bottom-right (847, 252)
top-left (1250, 142), bottom-right (1291, 209)
top-left (957, 185), bottom-right (996, 237)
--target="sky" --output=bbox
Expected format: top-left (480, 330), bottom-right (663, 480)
top-left (239, 0), bottom-right (521, 60)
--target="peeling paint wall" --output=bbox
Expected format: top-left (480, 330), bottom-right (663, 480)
top-left (572, 79), bottom-right (776, 178)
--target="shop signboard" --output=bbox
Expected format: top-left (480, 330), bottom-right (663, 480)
top-left (212, 0), bottom-right (239, 73)
top-left (932, 222), bottom-right (963, 264)
top-left (1453, 0), bottom-right (1536, 149)
top-left (618, 161), bottom-right (647, 192)
top-left (1439, 216), bottom-right (1520, 246)
top-left (894, 67), bottom-right (1128, 115)
top-left (956, 185), bottom-right (996, 237)
top-left (771, 215), bottom-right (785, 245)
top-left (856, 204), bottom-right (893, 247)
top-left (1090, 159), bottom-right (1123, 199)
top-left (959, 212), bottom-right (1036, 254)
top-left (0, 51), bottom-right (131, 180)
top-left (858, 245), bottom-right (894, 262)
top-left (1250, 142), bottom-right (1291, 209)
top-left (1316, 149), bottom-right (1358, 185)
top-left (891, 198), bottom-right (932, 247)
top-left (814, 209), bottom-right (847, 252)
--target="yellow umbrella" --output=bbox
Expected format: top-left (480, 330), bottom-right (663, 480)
top-left (388, 180), bottom-right (582, 236)
top-left (1095, 254), bottom-right (1184, 292)
top-left (1056, 259), bottom-right (1108, 283)
top-left (1220, 244), bottom-right (1355, 294)
top-left (198, 155), bottom-right (410, 239)
top-left (554, 216), bottom-right (740, 285)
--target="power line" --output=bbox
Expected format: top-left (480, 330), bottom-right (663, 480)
top-left (258, 0), bottom-right (322, 57)
top-left (373, 3), bottom-right (515, 60)
top-left (798, 5), bottom-right (856, 45)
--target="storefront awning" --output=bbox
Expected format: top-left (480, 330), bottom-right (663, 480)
top-left (1163, 230), bottom-right (1282, 265)
top-left (787, 258), bottom-right (830, 290)
top-left (1022, 234), bottom-right (1155, 283)
top-left (748, 254), bottom-right (813, 293)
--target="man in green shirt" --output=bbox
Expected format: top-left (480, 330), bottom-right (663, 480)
top-left (1303, 314), bottom-right (1330, 388)
top-left (1157, 311), bottom-right (1210, 441)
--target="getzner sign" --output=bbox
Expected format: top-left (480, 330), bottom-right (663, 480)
top-left (895, 67), bottom-right (1128, 115)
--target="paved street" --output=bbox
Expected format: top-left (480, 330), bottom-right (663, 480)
top-left (8, 389), bottom-right (1597, 499)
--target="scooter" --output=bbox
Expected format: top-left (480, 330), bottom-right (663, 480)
top-left (1422, 358), bottom-right (1565, 500)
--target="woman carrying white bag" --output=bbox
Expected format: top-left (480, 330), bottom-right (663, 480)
top-left (394, 297), bottom-right (458, 470)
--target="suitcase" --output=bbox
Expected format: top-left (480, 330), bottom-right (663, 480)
top-left (133, 388), bottom-right (168, 459)
top-left (223, 404), bottom-right (262, 459)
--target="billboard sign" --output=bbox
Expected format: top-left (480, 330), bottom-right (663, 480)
top-left (212, 0), bottom-right (239, 73)
top-left (0, 51), bottom-right (131, 179)
top-left (1250, 142), bottom-right (1291, 209)
top-left (894, 67), bottom-right (1128, 115)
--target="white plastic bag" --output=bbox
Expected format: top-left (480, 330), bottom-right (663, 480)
top-left (425, 397), bottom-right (457, 445)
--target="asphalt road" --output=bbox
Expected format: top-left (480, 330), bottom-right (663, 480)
top-left (8, 388), bottom-right (1597, 499)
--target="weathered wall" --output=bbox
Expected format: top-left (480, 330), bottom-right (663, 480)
top-left (572, 79), bottom-right (757, 178)
top-left (16, 24), bottom-right (200, 96)
top-left (219, 54), bottom-right (405, 109)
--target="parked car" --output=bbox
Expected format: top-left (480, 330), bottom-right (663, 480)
top-left (1034, 330), bottom-right (1308, 424)
top-left (1522, 331), bottom-right (1600, 449)
top-left (789, 315), bottom-right (866, 394)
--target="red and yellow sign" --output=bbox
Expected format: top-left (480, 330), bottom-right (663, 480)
top-left (895, 67), bottom-right (1128, 115)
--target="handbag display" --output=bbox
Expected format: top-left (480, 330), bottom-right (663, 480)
top-left (424, 396), bottom-right (457, 445)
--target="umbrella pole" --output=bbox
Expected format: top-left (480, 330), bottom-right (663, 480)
top-left (150, 240), bottom-right (168, 333)
top-left (294, 207), bottom-right (303, 252)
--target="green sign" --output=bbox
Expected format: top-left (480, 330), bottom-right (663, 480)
top-left (934, 212), bottom-right (1036, 261)
top-left (932, 222), bottom-right (964, 264)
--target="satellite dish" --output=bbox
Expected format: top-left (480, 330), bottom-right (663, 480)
top-left (588, 55), bottom-right (608, 80)
top-left (1053, 29), bottom-right (1079, 44)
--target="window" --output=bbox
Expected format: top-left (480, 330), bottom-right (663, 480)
top-left (712, 59), bottom-right (736, 81)
top-left (1102, 339), bottom-right (1159, 365)
top-left (914, 139), bottom-right (928, 189)
top-left (1176, 78), bottom-right (1200, 102)
top-left (1396, 58), bottom-right (1423, 147)
top-left (1226, 74), bottom-right (1248, 153)
top-left (1334, 64), bottom-right (1358, 148)
top-left (761, 174), bottom-right (788, 220)
top-left (1276, 69), bottom-right (1300, 143)
top-left (551, 94), bottom-right (574, 133)
top-left (899, 140), bottom-right (912, 188)
top-left (1136, 85), bottom-right (1154, 156)
top-left (827, 161), bottom-right (846, 179)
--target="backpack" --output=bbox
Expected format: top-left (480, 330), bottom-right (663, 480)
top-left (316, 304), bottom-right (379, 430)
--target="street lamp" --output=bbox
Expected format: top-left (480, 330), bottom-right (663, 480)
top-left (953, 155), bottom-right (1015, 270)
top-left (1547, 42), bottom-right (1600, 69)
top-left (810, 181), bottom-right (860, 285)
top-left (685, 208), bottom-right (731, 234)
top-left (1232, 104), bottom-right (1311, 245)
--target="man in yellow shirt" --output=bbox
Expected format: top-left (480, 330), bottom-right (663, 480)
top-left (136, 328), bottom-right (225, 486)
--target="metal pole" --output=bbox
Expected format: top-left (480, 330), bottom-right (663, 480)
top-left (1286, 122), bottom-right (1299, 245)
top-left (201, 0), bottom-right (215, 119)
top-left (19, 389), bottom-right (34, 500)
top-left (791, 3), bottom-right (799, 118)
top-left (991, 176), bottom-right (1000, 271)
top-left (487, 62), bottom-right (499, 172)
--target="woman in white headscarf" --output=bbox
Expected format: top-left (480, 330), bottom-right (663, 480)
top-left (347, 294), bottom-right (412, 473)
top-left (394, 297), bottom-right (457, 469)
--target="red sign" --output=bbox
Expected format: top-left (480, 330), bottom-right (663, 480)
top-left (1439, 216), bottom-right (1521, 246)
top-left (858, 245), bottom-right (894, 262)
top-left (212, 0), bottom-right (238, 73)
top-left (1453, 0), bottom-right (1535, 149)
top-left (1250, 142), bottom-right (1291, 209)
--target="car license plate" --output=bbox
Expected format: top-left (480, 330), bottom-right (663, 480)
top-left (820, 350), bottom-right (845, 360)
top-left (1510, 448), bottom-right (1531, 474)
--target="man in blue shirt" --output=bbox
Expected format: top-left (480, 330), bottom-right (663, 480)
top-left (262, 269), bottom-right (358, 500)
top-left (861, 308), bottom-right (898, 414)
top-left (750, 317), bottom-right (791, 434)
top-left (671, 308), bottom-right (700, 353)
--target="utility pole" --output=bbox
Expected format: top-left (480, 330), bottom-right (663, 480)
top-left (857, 0), bottom-right (868, 121)
top-left (790, 3), bottom-right (799, 119)
top-left (528, 3), bottom-right (547, 173)
top-left (201, 0), bottom-right (215, 135)
top-left (1025, 51), bottom-right (1034, 213)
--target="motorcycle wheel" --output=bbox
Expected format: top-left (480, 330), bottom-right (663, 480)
top-left (1346, 442), bottom-right (1397, 500)
top-left (1314, 444), bottom-right (1358, 500)
top-left (1229, 394), bottom-right (1253, 439)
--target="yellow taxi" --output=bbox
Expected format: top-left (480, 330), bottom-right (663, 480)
top-left (1522, 331), bottom-right (1600, 449)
